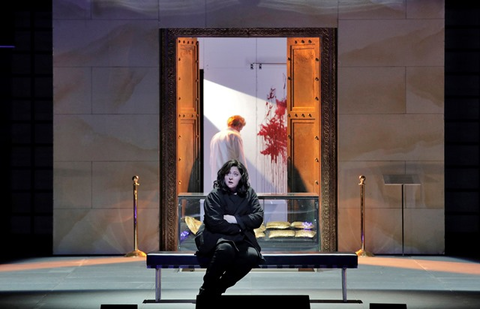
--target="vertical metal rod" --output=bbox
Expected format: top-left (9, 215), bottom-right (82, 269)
top-left (133, 175), bottom-right (139, 251)
top-left (401, 184), bottom-right (405, 256)
top-left (125, 175), bottom-right (146, 257)
top-left (356, 175), bottom-right (373, 257)
top-left (155, 268), bottom-right (162, 302)
top-left (360, 176), bottom-right (365, 252)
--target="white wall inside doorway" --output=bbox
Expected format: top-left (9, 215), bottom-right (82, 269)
top-left (200, 37), bottom-right (288, 194)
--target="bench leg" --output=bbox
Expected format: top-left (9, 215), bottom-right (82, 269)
top-left (155, 268), bottom-right (162, 302)
top-left (341, 267), bottom-right (347, 302)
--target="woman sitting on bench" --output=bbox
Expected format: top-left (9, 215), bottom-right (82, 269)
top-left (195, 159), bottom-right (264, 298)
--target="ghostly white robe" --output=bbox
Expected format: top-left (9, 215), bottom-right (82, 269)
top-left (210, 127), bottom-right (247, 181)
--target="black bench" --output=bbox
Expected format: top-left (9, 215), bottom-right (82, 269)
top-left (146, 251), bottom-right (358, 303)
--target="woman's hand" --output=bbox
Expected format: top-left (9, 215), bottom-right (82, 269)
top-left (223, 214), bottom-right (237, 224)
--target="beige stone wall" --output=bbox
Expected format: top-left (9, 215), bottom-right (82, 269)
top-left (337, 1), bottom-right (444, 254)
top-left (53, 0), bottom-right (444, 254)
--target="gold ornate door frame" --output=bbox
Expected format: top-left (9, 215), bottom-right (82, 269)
top-left (159, 28), bottom-right (337, 251)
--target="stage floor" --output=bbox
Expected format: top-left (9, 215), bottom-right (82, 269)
top-left (0, 254), bottom-right (479, 308)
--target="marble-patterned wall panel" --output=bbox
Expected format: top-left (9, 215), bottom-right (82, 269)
top-left (53, 208), bottom-right (159, 254)
top-left (54, 161), bottom-right (92, 209)
top-left (54, 209), bottom-right (129, 254)
top-left (339, 114), bottom-right (443, 161)
top-left (54, 115), bottom-right (159, 161)
top-left (91, 161), bottom-right (159, 209)
top-left (205, 0), bottom-right (338, 28)
top-left (338, 160), bottom-right (407, 210)
top-left (92, 0), bottom-right (158, 19)
top-left (53, 0), bottom-right (92, 20)
top-left (339, 67), bottom-right (406, 114)
top-left (406, 0), bottom-right (444, 19)
top-left (338, 0), bottom-right (405, 20)
top-left (159, 0), bottom-right (207, 28)
top-left (406, 161), bottom-right (444, 209)
top-left (53, 20), bottom-right (158, 67)
top-left (338, 207), bottom-right (403, 254)
top-left (339, 160), bottom-right (444, 252)
top-left (406, 66), bottom-right (444, 114)
top-left (137, 208), bottom-right (160, 252)
top-left (54, 67), bottom-right (92, 114)
top-left (339, 19), bottom-right (444, 67)
top-left (92, 67), bottom-right (159, 114)
top-left (338, 208), bottom-right (361, 251)
top-left (368, 208), bottom-right (404, 254)
top-left (404, 208), bottom-right (444, 254)
top-left (341, 161), bottom-right (443, 209)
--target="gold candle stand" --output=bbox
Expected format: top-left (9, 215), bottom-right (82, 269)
top-left (356, 175), bottom-right (374, 257)
top-left (125, 175), bottom-right (146, 258)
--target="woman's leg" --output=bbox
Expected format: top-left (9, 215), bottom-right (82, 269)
top-left (218, 245), bottom-right (259, 292)
top-left (200, 242), bottom-right (236, 295)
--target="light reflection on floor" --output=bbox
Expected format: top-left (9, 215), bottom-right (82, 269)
top-left (0, 256), bottom-right (145, 272)
top-left (358, 256), bottom-right (480, 275)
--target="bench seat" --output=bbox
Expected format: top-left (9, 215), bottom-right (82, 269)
top-left (146, 251), bottom-right (358, 302)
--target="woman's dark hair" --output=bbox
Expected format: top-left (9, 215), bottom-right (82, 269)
top-left (214, 159), bottom-right (250, 196)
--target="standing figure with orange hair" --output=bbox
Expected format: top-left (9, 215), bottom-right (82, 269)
top-left (210, 115), bottom-right (247, 182)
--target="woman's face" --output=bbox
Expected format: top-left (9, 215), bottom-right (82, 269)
top-left (224, 166), bottom-right (241, 192)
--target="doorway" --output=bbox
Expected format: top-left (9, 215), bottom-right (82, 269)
top-left (200, 37), bottom-right (288, 194)
top-left (159, 28), bottom-right (337, 251)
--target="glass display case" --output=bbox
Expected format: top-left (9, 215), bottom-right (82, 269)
top-left (178, 192), bottom-right (320, 252)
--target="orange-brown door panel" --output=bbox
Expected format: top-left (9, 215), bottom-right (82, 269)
top-left (288, 119), bottom-right (317, 193)
top-left (177, 38), bottom-right (201, 199)
top-left (287, 37), bottom-right (321, 195)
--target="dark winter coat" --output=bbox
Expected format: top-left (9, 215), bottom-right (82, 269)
top-left (195, 187), bottom-right (264, 260)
